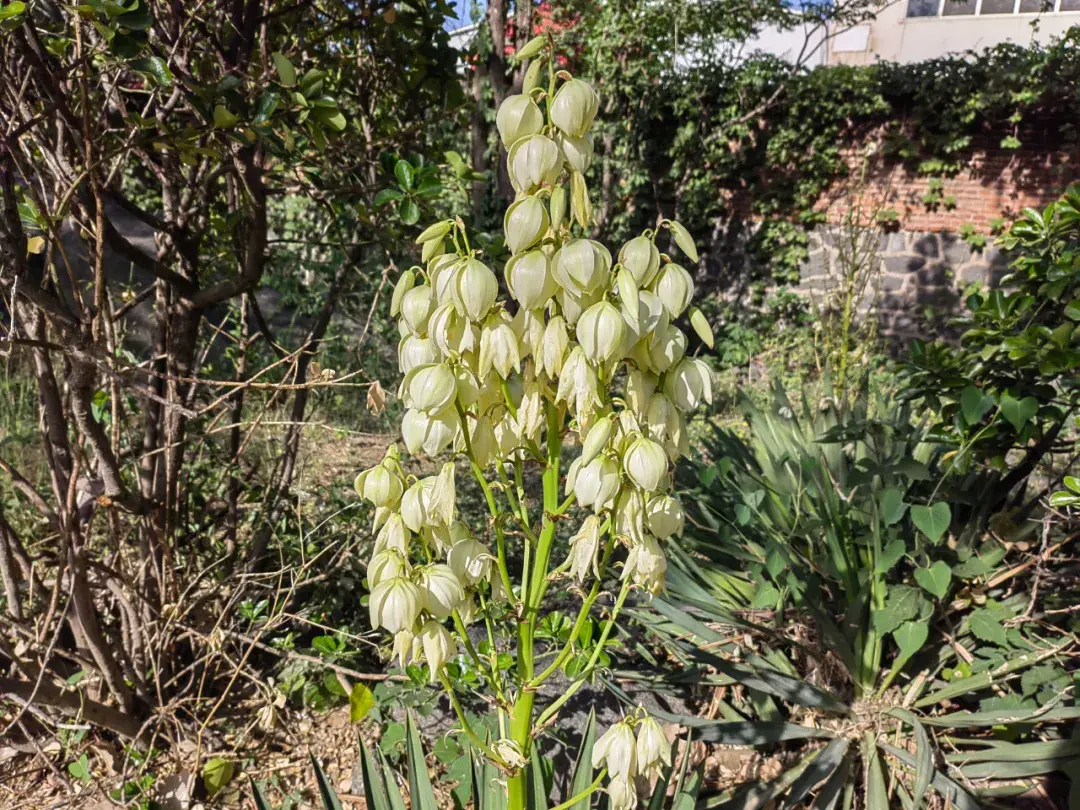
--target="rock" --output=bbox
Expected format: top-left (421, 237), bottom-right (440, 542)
top-left (912, 233), bottom-right (940, 258)
top-left (884, 255), bottom-right (925, 275)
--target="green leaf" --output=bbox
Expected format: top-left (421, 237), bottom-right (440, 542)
top-left (1065, 298), bottom-right (1080, 321)
top-left (527, 745), bottom-right (549, 810)
top-left (358, 740), bottom-right (392, 810)
top-left (960, 386), bottom-right (993, 425)
top-left (253, 90), bottom-right (280, 123)
top-left (311, 753), bottom-right (344, 810)
top-left (878, 488), bottom-right (908, 527)
top-left (373, 188), bottom-right (404, 206)
top-left (969, 607), bottom-right (1008, 646)
top-left (689, 306), bottom-right (714, 349)
top-left (398, 198), bottom-right (420, 225)
top-left (782, 738), bottom-right (849, 808)
top-left (0, 2), bottom-right (26, 22)
top-left (873, 585), bottom-right (922, 634)
top-left (567, 708), bottom-right (596, 810)
top-left (405, 713), bottom-right (438, 810)
top-left (879, 743), bottom-right (980, 810)
top-left (914, 561), bottom-right (952, 599)
top-left (911, 502), bottom-right (950, 543)
top-left (893, 620), bottom-right (929, 659)
top-left (887, 709), bottom-right (933, 810)
top-left (250, 778), bottom-right (274, 810)
top-left (130, 55), bottom-right (173, 87)
top-left (313, 107), bottom-right (347, 132)
top-left (271, 51), bottom-right (296, 85)
top-left (1000, 394), bottom-right (1039, 431)
top-left (394, 159), bottom-right (415, 190)
top-left (865, 741), bottom-right (888, 810)
top-left (203, 758), bottom-right (235, 797)
top-left (213, 104), bottom-right (240, 128)
top-left (350, 683), bottom-right (375, 723)
top-left (668, 220), bottom-right (699, 263)
top-left (68, 754), bottom-right (91, 784)
top-left (875, 537), bottom-right (906, 574)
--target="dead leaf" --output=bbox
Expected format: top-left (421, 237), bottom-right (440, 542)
top-left (367, 380), bottom-right (387, 415)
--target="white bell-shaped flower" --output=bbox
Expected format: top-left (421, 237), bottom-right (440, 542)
top-left (592, 720), bottom-right (637, 780)
top-left (478, 311), bottom-right (523, 379)
top-left (606, 778), bottom-right (636, 810)
top-left (626, 369), bottom-right (658, 419)
top-left (429, 462), bottom-right (456, 526)
top-left (401, 407), bottom-right (458, 457)
top-left (635, 715), bottom-right (672, 777)
top-left (645, 325), bottom-right (686, 373)
top-left (557, 285), bottom-right (605, 326)
top-left (623, 536), bottom-right (667, 594)
top-left (572, 455), bottom-right (620, 509)
top-left (504, 196), bottom-right (550, 255)
top-left (356, 462), bottom-right (403, 508)
top-left (369, 576), bottom-right (422, 634)
top-left (538, 315), bottom-right (570, 377)
top-left (623, 435), bottom-right (667, 492)
top-left (403, 363), bottom-right (457, 414)
top-left (506, 250), bottom-right (556, 310)
top-left (417, 563), bottom-right (464, 618)
top-left (431, 255), bottom-right (462, 306)
top-left (577, 300), bottom-right (625, 364)
top-left (514, 308), bottom-right (546, 360)
top-left (417, 619), bottom-right (455, 683)
top-left (374, 512), bottom-right (409, 554)
top-left (454, 413), bottom-right (497, 468)
top-left (509, 134), bottom-right (563, 191)
top-left (665, 358), bottom-right (713, 412)
top-left (580, 414), bottom-right (614, 468)
top-left (401, 284), bottom-right (434, 335)
top-left (646, 494), bottom-right (684, 538)
top-left (429, 302), bottom-right (478, 358)
top-left (399, 335), bottom-right (436, 374)
top-left (567, 515), bottom-right (602, 581)
top-left (448, 536), bottom-right (493, 586)
top-left (653, 263), bottom-right (694, 318)
top-left (552, 239), bottom-right (610, 295)
top-left (555, 347), bottom-right (601, 418)
top-left (400, 476), bottom-right (435, 532)
top-left (453, 259), bottom-right (498, 322)
top-left (368, 547), bottom-right (409, 587)
top-left (496, 94), bottom-right (544, 147)
top-left (558, 132), bottom-right (593, 173)
top-left (613, 488), bottom-right (646, 545)
top-left (550, 78), bottom-right (599, 138)
top-left (455, 365), bottom-right (481, 410)
top-left (619, 236), bottom-right (660, 287)
top-left (392, 629), bottom-right (420, 667)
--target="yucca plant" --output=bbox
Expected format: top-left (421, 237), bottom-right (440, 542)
top-left (621, 382), bottom-right (1079, 808)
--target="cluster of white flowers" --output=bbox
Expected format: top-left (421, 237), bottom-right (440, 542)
top-left (593, 712), bottom-right (673, 809)
top-left (355, 49), bottom-right (711, 804)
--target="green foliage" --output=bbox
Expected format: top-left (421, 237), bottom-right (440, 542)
top-left (631, 379), bottom-right (1077, 806)
top-left (897, 186), bottom-right (1080, 510)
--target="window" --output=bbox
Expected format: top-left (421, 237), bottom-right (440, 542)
top-left (981, 0), bottom-right (1016, 12)
top-left (1061, 0), bottom-right (1080, 10)
top-left (907, 0), bottom-right (941, 16)
top-left (1018, 0), bottom-right (1054, 10)
top-left (942, 0), bottom-right (978, 13)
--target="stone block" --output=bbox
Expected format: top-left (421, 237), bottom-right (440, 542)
top-left (941, 232), bottom-right (972, 265)
top-left (957, 263), bottom-right (988, 285)
top-left (985, 245), bottom-right (1010, 269)
top-left (878, 231), bottom-right (907, 254)
top-left (803, 248), bottom-right (827, 279)
top-left (881, 273), bottom-right (906, 292)
top-left (884, 255), bottom-right (925, 274)
top-left (912, 233), bottom-right (940, 258)
top-left (917, 263), bottom-right (951, 285)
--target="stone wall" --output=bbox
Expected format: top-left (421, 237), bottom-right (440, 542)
top-left (799, 226), bottom-right (1011, 343)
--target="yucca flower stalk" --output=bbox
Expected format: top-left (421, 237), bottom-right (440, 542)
top-left (355, 36), bottom-right (713, 810)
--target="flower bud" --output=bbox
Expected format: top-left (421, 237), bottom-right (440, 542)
top-left (455, 365), bottom-right (481, 409)
top-left (558, 132), bottom-right (593, 173)
top-left (479, 312), bottom-right (523, 379)
top-left (429, 462), bottom-right (456, 527)
top-left (567, 515), bottom-right (602, 581)
top-left (403, 363), bottom-right (457, 414)
top-left (550, 185), bottom-right (567, 231)
top-left (538, 315), bottom-right (570, 377)
top-left (646, 494), bottom-right (684, 538)
top-left (509, 134), bottom-right (563, 191)
top-left (573, 455), bottom-right (620, 509)
top-left (390, 269), bottom-right (415, 318)
top-left (369, 547), bottom-right (408, 586)
top-left (592, 720), bottom-right (637, 780)
top-left (577, 300), bottom-right (625, 364)
top-left (665, 358), bottom-right (713, 412)
top-left (433, 257), bottom-right (462, 306)
top-left (557, 286), bottom-right (604, 327)
top-left (504, 196), bottom-right (549, 255)
top-left (635, 715), bottom-right (672, 776)
top-left (580, 414), bottom-right (614, 468)
top-left (453, 259), bottom-right (498, 321)
top-left (646, 325), bottom-right (686, 373)
top-left (614, 488), bottom-right (646, 545)
top-left (401, 284), bottom-right (434, 335)
top-left (417, 619), bottom-right (455, 683)
top-left (653, 263), bottom-right (694, 318)
top-left (506, 250), bottom-right (556, 310)
top-left (523, 57), bottom-right (544, 93)
top-left (448, 536), bottom-right (493, 585)
top-left (399, 334), bottom-right (436, 374)
top-left (418, 564), bottom-right (464, 618)
top-left (552, 239), bottom-right (610, 295)
top-left (626, 369), bottom-right (657, 419)
top-left (688, 306), bottom-right (715, 349)
top-left (359, 462), bottom-right (403, 508)
top-left (369, 576), bottom-right (422, 634)
top-left (496, 94), bottom-right (544, 147)
top-left (551, 78), bottom-right (599, 138)
top-left (620, 236), bottom-right (660, 287)
top-left (401, 407), bottom-right (458, 457)
top-left (623, 435), bottom-right (667, 492)
top-left (623, 536), bottom-right (666, 594)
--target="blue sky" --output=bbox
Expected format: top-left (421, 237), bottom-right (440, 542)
top-left (446, 0), bottom-right (481, 29)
